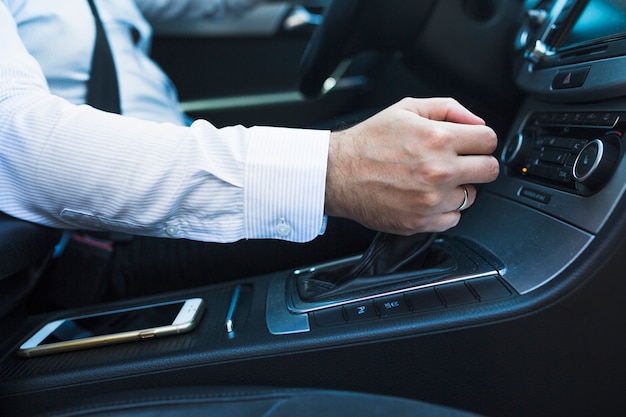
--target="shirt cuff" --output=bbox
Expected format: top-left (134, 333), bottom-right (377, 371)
top-left (244, 126), bottom-right (330, 242)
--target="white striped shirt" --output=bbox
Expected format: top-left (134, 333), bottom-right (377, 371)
top-left (0, 0), bottom-right (329, 243)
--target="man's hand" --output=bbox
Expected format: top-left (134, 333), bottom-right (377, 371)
top-left (325, 97), bottom-right (499, 235)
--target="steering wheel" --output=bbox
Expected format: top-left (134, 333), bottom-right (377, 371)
top-left (297, 0), bottom-right (437, 98)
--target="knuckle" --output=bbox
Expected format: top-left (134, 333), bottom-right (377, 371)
top-left (403, 217), bottom-right (429, 233)
top-left (431, 96), bottom-right (457, 107)
top-left (399, 97), bottom-right (416, 106)
top-left (407, 190), bottom-right (444, 214)
top-left (423, 191), bottom-right (444, 209)
top-left (424, 126), bottom-right (450, 149)
top-left (443, 97), bottom-right (459, 107)
top-left (420, 161), bottom-right (454, 184)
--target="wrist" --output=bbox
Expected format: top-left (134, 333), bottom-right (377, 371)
top-left (325, 131), bottom-right (349, 219)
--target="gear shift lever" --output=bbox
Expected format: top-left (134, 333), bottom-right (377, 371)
top-left (296, 232), bottom-right (455, 302)
top-left (336, 232), bottom-right (437, 284)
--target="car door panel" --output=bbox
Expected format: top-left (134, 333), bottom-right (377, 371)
top-left (149, 0), bottom-right (377, 128)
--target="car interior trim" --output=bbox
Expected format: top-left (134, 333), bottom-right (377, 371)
top-left (179, 75), bottom-right (368, 114)
top-left (152, 3), bottom-right (291, 38)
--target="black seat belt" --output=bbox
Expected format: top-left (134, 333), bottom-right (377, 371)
top-left (85, 0), bottom-right (121, 114)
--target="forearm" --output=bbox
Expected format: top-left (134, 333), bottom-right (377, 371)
top-left (1, 93), bottom-right (329, 243)
top-left (0, 3), bottom-right (328, 243)
top-left (0, 87), bottom-right (241, 240)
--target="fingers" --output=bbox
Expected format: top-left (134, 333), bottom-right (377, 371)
top-left (399, 97), bottom-right (485, 126)
top-left (400, 97), bottom-right (497, 156)
top-left (456, 185), bottom-right (472, 212)
top-left (455, 154), bottom-right (500, 185)
top-left (445, 123), bottom-right (498, 156)
top-left (423, 184), bottom-right (478, 216)
top-left (402, 185), bottom-right (477, 234)
top-left (452, 184), bottom-right (478, 211)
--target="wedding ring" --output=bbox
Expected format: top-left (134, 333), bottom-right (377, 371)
top-left (457, 185), bottom-right (470, 211)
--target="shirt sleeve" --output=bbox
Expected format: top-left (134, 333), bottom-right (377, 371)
top-left (245, 126), bottom-right (329, 242)
top-left (0, 3), bottom-right (329, 244)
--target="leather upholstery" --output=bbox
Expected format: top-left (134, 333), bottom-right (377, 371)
top-left (0, 213), bottom-right (61, 316)
top-left (28, 386), bottom-right (485, 417)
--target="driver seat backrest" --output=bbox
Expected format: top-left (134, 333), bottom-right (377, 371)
top-left (0, 213), bottom-right (61, 317)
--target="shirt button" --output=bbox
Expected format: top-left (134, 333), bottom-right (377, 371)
top-left (276, 219), bottom-right (291, 237)
top-left (165, 225), bottom-right (179, 236)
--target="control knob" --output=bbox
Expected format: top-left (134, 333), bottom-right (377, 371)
top-left (573, 133), bottom-right (621, 196)
top-left (514, 8), bottom-right (548, 51)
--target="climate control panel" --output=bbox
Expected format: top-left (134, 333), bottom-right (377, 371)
top-left (502, 111), bottom-right (624, 196)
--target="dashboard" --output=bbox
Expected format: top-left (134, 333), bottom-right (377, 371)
top-left (269, 0), bottom-right (626, 333)
top-left (501, 0), bottom-right (626, 235)
top-left (460, 0), bottom-right (626, 294)
top-left (516, 0), bottom-right (626, 101)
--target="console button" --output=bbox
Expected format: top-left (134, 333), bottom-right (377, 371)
top-left (519, 187), bottom-right (552, 204)
top-left (344, 301), bottom-right (378, 322)
top-left (467, 276), bottom-right (512, 301)
top-left (574, 134), bottom-right (621, 195)
top-left (406, 288), bottom-right (444, 312)
top-left (556, 112), bottom-right (575, 124)
top-left (599, 112), bottom-right (619, 127)
top-left (551, 66), bottom-right (590, 90)
top-left (571, 112), bottom-right (586, 124)
top-left (527, 163), bottom-right (560, 180)
top-left (535, 135), bottom-right (575, 149)
top-left (583, 112), bottom-right (600, 125)
top-left (554, 137), bottom-right (575, 149)
top-left (313, 307), bottom-right (346, 327)
top-left (375, 295), bottom-right (411, 317)
top-left (564, 153), bottom-right (577, 167)
top-left (533, 136), bottom-right (549, 149)
top-left (570, 139), bottom-right (588, 152)
top-left (555, 167), bottom-right (572, 182)
top-left (437, 282), bottom-right (478, 306)
top-left (539, 148), bottom-right (568, 164)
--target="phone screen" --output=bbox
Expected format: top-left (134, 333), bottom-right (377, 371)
top-left (40, 302), bottom-right (185, 345)
top-left (18, 298), bottom-right (204, 357)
